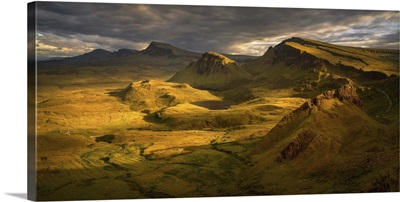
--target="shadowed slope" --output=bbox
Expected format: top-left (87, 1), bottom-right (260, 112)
top-left (141, 41), bottom-right (200, 58)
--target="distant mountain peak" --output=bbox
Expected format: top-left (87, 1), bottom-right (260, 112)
top-left (116, 48), bottom-right (137, 52)
top-left (81, 49), bottom-right (112, 58)
top-left (113, 48), bottom-right (138, 57)
top-left (149, 41), bottom-right (169, 46)
top-left (89, 48), bottom-right (111, 54)
top-left (141, 41), bottom-right (178, 56)
top-left (142, 41), bottom-right (199, 57)
top-left (146, 41), bottom-right (175, 50)
top-left (280, 37), bottom-right (333, 48)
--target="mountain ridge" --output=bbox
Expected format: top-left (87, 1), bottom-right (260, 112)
top-left (247, 37), bottom-right (399, 78)
top-left (141, 41), bottom-right (200, 58)
top-left (38, 41), bottom-right (257, 68)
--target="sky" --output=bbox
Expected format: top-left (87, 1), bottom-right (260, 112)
top-left (35, 2), bottom-right (400, 59)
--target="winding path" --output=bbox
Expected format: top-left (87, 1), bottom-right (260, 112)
top-left (377, 89), bottom-right (392, 116)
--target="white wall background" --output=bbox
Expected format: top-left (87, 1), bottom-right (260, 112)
top-left (0, 0), bottom-right (398, 202)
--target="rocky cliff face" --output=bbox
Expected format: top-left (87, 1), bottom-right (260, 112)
top-left (248, 38), bottom-right (324, 70)
top-left (193, 52), bottom-right (240, 75)
top-left (247, 37), bottom-right (396, 81)
top-left (259, 46), bottom-right (276, 65)
top-left (278, 83), bottom-right (363, 128)
top-left (276, 42), bottom-right (324, 69)
top-left (317, 83), bottom-right (363, 107)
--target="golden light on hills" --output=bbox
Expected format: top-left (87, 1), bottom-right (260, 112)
top-left (34, 37), bottom-right (399, 200)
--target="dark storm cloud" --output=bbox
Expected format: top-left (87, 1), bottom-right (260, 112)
top-left (36, 2), bottom-right (399, 58)
top-left (380, 32), bottom-right (400, 44)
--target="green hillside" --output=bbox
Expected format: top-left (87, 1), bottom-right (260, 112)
top-left (242, 84), bottom-right (399, 194)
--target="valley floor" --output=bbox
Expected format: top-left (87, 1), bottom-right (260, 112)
top-left (35, 66), bottom-right (399, 200)
top-left (35, 71), bottom-right (304, 200)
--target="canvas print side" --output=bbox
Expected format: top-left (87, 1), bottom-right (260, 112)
top-left (30, 2), bottom-right (399, 201)
top-left (27, 2), bottom-right (37, 201)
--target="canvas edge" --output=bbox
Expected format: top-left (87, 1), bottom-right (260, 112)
top-left (27, 1), bottom-right (37, 201)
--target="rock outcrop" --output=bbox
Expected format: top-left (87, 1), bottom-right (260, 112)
top-left (278, 129), bottom-right (316, 161)
top-left (253, 83), bottom-right (365, 156)
top-left (194, 52), bottom-right (239, 75)
top-left (277, 83), bottom-right (363, 129)
top-left (304, 83), bottom-right (364, 110)
top-left (168, 52), bottom-right (251, 90)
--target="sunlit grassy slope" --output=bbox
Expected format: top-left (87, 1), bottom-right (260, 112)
top-left (246, 37), bottom-right (398, 79)
top-left (36, 68), bottom-right (305, 200)
top-left (119, 79), bottom-right (221, 112)
top-left (286, 37), bottom-right (398, 75)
